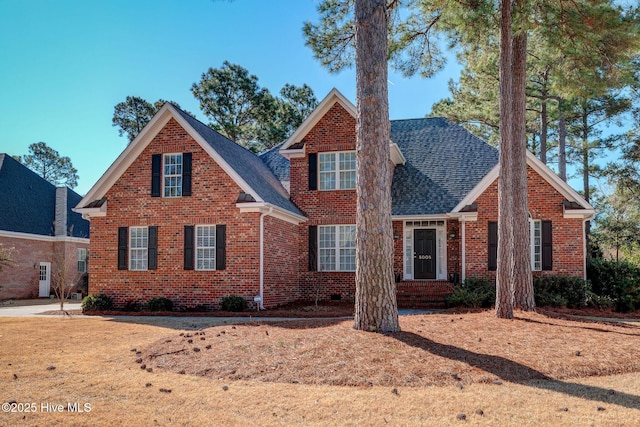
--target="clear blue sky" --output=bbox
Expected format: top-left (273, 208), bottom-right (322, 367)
top-left (0, 0), bottom-right (462, 195)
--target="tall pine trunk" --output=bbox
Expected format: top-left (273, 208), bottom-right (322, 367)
top-left (496, 0), bottom-right (515, 319)
top-left (353, 0), bottom-right (399, 332)
top-left (512, 30), bottom-right (534, 310)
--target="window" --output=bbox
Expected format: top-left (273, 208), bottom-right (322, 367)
top-left (531, 220), bottom-right (542, 271)
top-left (163, 153), bottom-right (183, 197)
top-left (318, 225), bottom-right (356, 271)
top-left (488, 220), bottom-right (551, 272)
top-left (196, 225), bottom-right (216, 270)
top-left (78, 248), bottom-right (87, 273)
top-left (129, 226), bottom-right (148, 271)
top-left (318, 152), bottom-right (356, 190)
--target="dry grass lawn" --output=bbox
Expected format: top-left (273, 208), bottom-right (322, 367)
top-left (1, 311), bottom-right (639, 426)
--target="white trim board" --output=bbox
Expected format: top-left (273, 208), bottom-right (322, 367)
top-left (0, 230), bottom-right (89, 244)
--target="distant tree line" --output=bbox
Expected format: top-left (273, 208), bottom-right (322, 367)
top-left (112, 61), bottom-right (318, 153)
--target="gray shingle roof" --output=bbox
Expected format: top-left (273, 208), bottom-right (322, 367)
top-left (0, 154), bottom-right (89, 237)
top-left (390, 118), bottom-right (498, 215)
top-left (259, 118), bottom-right (499, 216)
top-left (259, 143), bottom-right (290, 183)
top-left (172, 108), bottom-right (303, 217)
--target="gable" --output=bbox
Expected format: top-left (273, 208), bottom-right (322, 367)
top-left (452, 151), bottom-right (594, 219)
top-left (76, 104), bottom-right (304, 222)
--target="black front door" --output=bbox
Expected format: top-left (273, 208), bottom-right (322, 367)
top-left (414, 229), bottom-right (436, 279)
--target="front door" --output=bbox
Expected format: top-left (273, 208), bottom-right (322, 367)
top-left (414, 229), bottom-right (436, 279)
top-left (39, 262), bottom-right (51, 297)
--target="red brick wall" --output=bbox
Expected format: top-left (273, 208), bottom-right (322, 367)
top-left (291, 103), bottom-right (358, 301)
top-left (0, 236), bottom-right (89, 300)
top-left (464, 166), bottom-right (585, 281)
top-left (89, 118), bottom-right (265, 309)
top-left (263, 215), bottom-right (300, 306)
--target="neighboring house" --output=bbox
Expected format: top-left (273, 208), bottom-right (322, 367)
top-left (0, 154), bottom-right (90, 300)
top-left (75, 89), bottom-right (594, 309)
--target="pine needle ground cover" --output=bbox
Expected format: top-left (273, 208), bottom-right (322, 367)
top-left (1, 312), bottom-right (639, 426)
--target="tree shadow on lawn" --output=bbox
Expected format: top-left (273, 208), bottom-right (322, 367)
top-left (105, 315), bottom-right (349, 331)
top-left (516, 315), bottom-right (640, 337)
top-left (392, 330), bottom-right (640, 411)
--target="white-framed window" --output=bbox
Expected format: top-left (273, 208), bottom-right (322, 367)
top-left (163, 153), bottom-right (183, 197)
top-left (78, 248), bottom-right (87, 273)
top-left (319, 225), bottom-right (356, 271)
top-left (196, 225), bottom-right (216, 271)
top-left (531, 219), bottom-right (542, 271)
top-left (129, 226), bottom-right (148, 271)
top-left (318, 151), bottom-right (356, 190)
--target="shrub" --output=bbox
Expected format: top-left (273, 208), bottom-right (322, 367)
top-left (123, 300), bottom-right (142, 312)
top-left (81, 294), bottom-right (113, 311)
top-left (145, 297), bottom-right (173, 312)
top-left (220, 295), bottom-right (247, 312)
top-left (587, 258), bottom-right (640, 298)
top-left (585, 292), bottom-right (615, 310)
top-left (533, 276), bottom-right (591, 308)
top-left (446, 277), bottom-right (495, 308)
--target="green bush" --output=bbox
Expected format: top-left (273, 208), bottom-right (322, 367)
top-left (81, 294), bottom-right (114, 311)
top-left (587, 258), bottom-right (640, 297)
top-left (533, 276), bottom-right (591, 308)
top-left (146, 297), bottom-right (173, 312)
top-left (585, 292), bottom-right (615, 310)
top-left (587, 258), bottom-right (640, 312)
top-left (123, 300), bottom-right (142, 312)
top-left (446, 277), bottom-right (495, 308)
top-left (220, 295), bottom-right (248, 312)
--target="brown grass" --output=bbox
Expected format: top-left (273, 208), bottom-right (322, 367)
top-left (1, 312), bottom-right (639, 426)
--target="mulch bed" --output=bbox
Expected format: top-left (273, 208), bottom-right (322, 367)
top-left (137, 309), bottom-right (640, 388)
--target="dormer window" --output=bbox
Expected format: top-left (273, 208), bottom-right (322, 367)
top-left (319, 151), bottom-right (356, 190)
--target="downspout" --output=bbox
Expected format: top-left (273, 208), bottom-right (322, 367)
top-left (461, 220), bottom-right (466, 282)
top-left (583, 219), bottom-right (588, 281)
top-left (258, 207), bottom-right (273, 310)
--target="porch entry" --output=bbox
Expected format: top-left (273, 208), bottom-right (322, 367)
top-left (414, 229), bottom-right (436, 279)
top-left (39, 262), bottom-right (51, 297)
top-left (403, 220), bottom-right (447, 281)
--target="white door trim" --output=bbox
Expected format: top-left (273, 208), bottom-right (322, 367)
top-left (39, 262), bottom-right (51, 297)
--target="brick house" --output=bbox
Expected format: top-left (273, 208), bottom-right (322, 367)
top-left (75, 89), bottom-right (594, 309)
top-left (0, 154), bottom-right (90, 300)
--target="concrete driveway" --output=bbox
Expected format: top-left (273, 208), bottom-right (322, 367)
top-left (0, 299), bottom-right (82, 317)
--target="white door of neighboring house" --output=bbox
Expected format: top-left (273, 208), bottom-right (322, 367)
top-left (39, 262), bottom-right (51, 297)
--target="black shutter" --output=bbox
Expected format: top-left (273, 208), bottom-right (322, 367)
top-left (488, 222), bottom-right (498, 271)
top-left (216, 225), bottom-right (226, 270)
top-left (151, 154), bottom-right (161, 197)
top-left (309, 226), bottom-right (318, 271)
top-left (182, 152), bottom-right (192, 196)
top-left (184, 225), bottom-right (194, 270)
top-left (542, 220), bottom-right (553, 271)
top-left (148, 226), bottom-right (158, 270)
top-left (308, 153), bottom-right (317, 191)
top-left (118, 227), bottom-right (128, 270)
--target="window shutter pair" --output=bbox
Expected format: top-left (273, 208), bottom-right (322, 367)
top-left (183, 225), bottom-right (226, 270)
top-left (487, 220), bottom-right (552, 271)
top-left (117, 226), bottom-right (158, 270)
top-left (151, 153), bottom-right (192, 197)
